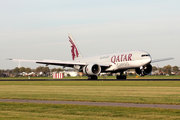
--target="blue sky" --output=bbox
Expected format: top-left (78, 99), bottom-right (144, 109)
top-left (0, 0), bottom-right (180, 69)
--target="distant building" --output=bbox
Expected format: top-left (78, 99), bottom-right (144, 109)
top-left (0, 73), bottom-right (9, 77)
top-left (63, 70), bottom-right (78, 77)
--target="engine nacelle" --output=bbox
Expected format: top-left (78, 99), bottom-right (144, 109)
top-left (83, 64), bottom-right (101, 75)
top-left (135, 64), bottom-right (152, 75)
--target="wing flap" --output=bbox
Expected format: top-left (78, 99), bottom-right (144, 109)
top-left (36, 61), bottom-right (87, 67)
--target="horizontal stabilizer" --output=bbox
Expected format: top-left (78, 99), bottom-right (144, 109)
top-left (9, 59), bottom-right (39, 62)
top-left (151, 57), bottom-right (174, 63)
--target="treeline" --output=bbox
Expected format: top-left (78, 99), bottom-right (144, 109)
top-left (152, 65), bottom-right (179, 75)
top-left (0, 65), bottom-right (179, 77)
top-left (0, 66), bottom-right (64, 77)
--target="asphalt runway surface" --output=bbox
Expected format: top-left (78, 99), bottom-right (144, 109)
top-left (0, 99), bottom-right (180, 109)
top-left (1, 79), bottom-right (180, 81)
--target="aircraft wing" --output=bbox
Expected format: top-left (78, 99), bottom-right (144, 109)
top-left (9, 59), bottom-right (110, 68)
top-left (151, 57), bottom-right (174, 63)
top-left (36, 60), bottom-right (87, 67)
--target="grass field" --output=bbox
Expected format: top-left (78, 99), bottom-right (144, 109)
top-left (0, 81), bottom-right (180, 119)
top-left (0, 102), bottom-right (180, 120)
top-left (0, 81), bottom-right (180, 104)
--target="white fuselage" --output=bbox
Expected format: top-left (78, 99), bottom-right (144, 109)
top-left (74, 50), bottom-right (152, 72)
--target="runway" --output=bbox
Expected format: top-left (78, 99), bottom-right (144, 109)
top-left (0, 99), bottom-right (180, 109)
top-left (0, 79), bottom-right (180, 81)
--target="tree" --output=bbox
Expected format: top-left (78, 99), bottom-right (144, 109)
top-left (163, 65), bottom-right (172, 75)
top-left (25, 67), bottom-right (31, 73)
top-left (7, 69), bottom-right (13, 77)
top-left (173, 66), bottom-right (179, 72)
top-left (35, 66), bottom-right (44, 73)
top-left (43, 67), bottom-right (50, 74)
top-left (51, 68), bottom-right (57, 72)
top-left (35, 66), bottom-right (50, 76)
top-left (152, 66), bottom-right (157, 72)
top-left (19, 67), bottom-right (25, 73)
top-left (0, 70), bottom-right (2, 76)
top-left (56, 68), bottom-right (63, 72)
top-left (158, 68), bottom-right (163, 72)
top-left (13, 67), bottom-right (20, 74)
top-left (51, 68), bottom-right (63, 72)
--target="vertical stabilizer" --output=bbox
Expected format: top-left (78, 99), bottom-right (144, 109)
top-left (68, 33), bottom-right (83, 60)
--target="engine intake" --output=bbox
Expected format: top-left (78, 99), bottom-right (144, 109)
top-left (135, 64), bottom-right (152, 75)
top-left (83, 64), bottom-right (101, 75)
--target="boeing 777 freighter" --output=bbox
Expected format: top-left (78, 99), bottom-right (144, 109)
top-left (10, 33), bottom-right (174, 79)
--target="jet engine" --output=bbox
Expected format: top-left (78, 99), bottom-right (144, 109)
top-left (83, 64), bottom-right (101, 75)
top-left (135, 64), bottom-right (152, 76)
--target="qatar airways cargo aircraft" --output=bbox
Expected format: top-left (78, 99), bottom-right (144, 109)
top-left (10, 33), bottom-right (174, 80)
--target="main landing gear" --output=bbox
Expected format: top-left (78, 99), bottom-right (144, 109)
top-left (116, 75), bottom-right (127, 79)
top-left (87, 73), bottom-right (127, 80)
top-left (116, 72), bottom-right (127, 80)
top-left (88, 75), bottom-right (98, 80)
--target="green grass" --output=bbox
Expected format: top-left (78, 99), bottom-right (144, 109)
top-left (0, 102), bottom-right (180, 120)
top-left (0, 81), bottom-right (180, 86)
top-left (1, 81), bottom-right (180, 119)
top-left (0, 81), bottom-right (180, 105)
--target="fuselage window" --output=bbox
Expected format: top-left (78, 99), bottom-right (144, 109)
top-left (141, 54), bottom-right (150, 57)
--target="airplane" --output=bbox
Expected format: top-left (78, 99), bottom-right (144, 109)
top-left (9, 33), bottom-right (174, 80)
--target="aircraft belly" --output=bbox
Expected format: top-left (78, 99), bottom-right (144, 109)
top-left (105, 61), bottom-right (145, 71)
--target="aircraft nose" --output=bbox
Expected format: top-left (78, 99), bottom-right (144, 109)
top-left (149, 55), bottom-right (152, 63)
top-left (141, 57), bottom-right (152, 65)
top-left (148, 57), bottom-right (152, 63)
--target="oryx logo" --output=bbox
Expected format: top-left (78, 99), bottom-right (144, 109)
top-left (69, 36), bottom-right (79, 60)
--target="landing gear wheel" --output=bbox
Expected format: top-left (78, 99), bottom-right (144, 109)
top-left (116, 75), bottom-right (126, 80)
top-left (88, 75), bottom-right (98, 80)
top-left (140, 74), bottom-right (144, 77)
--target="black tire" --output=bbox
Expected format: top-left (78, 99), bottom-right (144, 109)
top-left (88, 75), bottom-right (98, 80)
top-left (116, 75), bottom-right (126, 80)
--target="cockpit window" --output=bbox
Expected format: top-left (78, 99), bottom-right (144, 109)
top-left (141, 54), bottom-right (150, 57)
